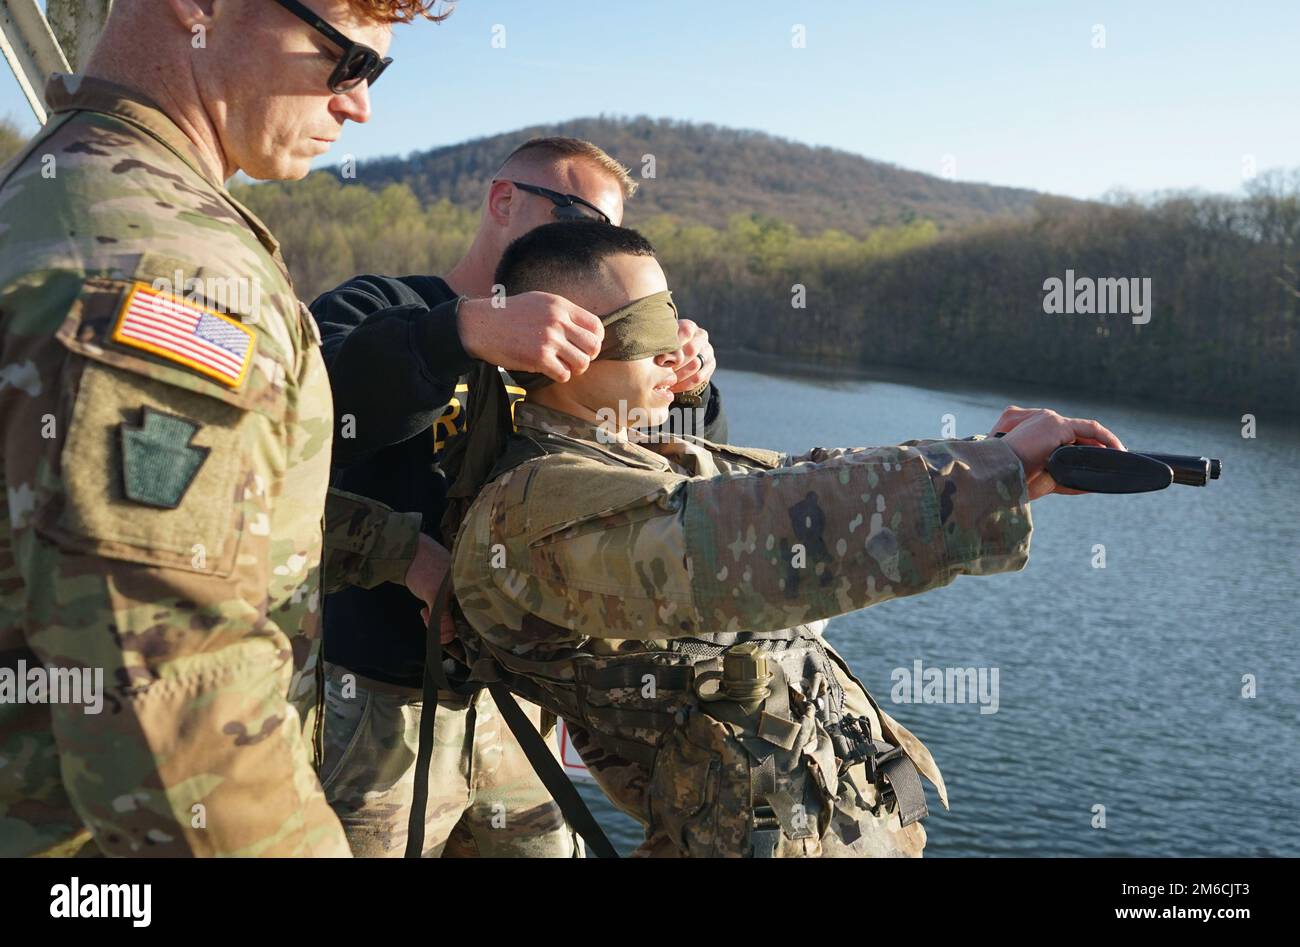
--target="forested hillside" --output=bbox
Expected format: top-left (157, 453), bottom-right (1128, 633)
top-left (673, 182), bottom-right (1300, 412)
top-left (333, 115), bottom-right (1044, 234)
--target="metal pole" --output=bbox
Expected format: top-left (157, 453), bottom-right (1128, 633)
top-left (0, 0), bottom-right (72, 124)
top-left (48, 0), bottom-right (111, 72)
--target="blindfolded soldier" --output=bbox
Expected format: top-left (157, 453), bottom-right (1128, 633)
top-left (440, 220), bottom-right (1126, 857)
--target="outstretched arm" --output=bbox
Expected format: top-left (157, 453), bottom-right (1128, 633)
top-left (453, 437), bottom-right (1030, 647)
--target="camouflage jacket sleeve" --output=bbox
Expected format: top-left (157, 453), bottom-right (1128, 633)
top-left (778, 433), bottom-right (990, 466)
top-left (0, 90), bottom-right (353, 855)
top-left (453, 437), bottom-right (1032, 646)
top-left (0, 276), bottom-right (351, 856)
top-left (321, 487), bottom-right (422, 594)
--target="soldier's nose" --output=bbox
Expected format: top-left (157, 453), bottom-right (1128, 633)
top-left (331, 82), bottom-right (373, 125)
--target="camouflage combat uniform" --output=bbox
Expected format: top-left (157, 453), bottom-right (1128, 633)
top-left (0, 75), bottom-right (420, 857)
top-left (319, 664), bottom-right (576, 857)
top-left (451, 401), bottom-right (1033, 857)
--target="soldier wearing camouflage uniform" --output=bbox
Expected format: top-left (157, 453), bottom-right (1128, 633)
top-left (0, 0), bottom-right (453, 856)
top-left (313, 139), bottom-right (726, 856)
top-left (446, 221), bottom-right (1126, 856)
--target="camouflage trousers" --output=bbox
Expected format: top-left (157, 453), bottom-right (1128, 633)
top-left (320, 662), bottom-right (580, 858)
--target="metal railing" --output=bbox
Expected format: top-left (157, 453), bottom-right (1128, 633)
top-left (1, 0), bottom-right (110, 123)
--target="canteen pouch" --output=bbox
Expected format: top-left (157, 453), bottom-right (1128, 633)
top-left (646, 696), bottom-right (829, 858)
top-left (647, 639), bottom-right (928, 857)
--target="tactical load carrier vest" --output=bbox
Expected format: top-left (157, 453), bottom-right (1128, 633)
top-left (409, 428), bottom-right (933, 858)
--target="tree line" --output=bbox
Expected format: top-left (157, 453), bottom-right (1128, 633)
top-left (236, 170), bottom-right (1298, 414)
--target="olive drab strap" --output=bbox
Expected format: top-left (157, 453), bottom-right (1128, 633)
top-left (484, 682), bottom-right (620, 859)
top-left (819, 645), bottom-right (944, 816)
top-left (403, 572), bottom-right (619, 859)
top-left (404, 572), bottom-right (469, 858)
top-left (870, 742), bottom-right (929, 827)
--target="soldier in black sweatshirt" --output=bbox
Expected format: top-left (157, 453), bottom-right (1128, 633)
top-left (310, 138), bottom-right (728, 856)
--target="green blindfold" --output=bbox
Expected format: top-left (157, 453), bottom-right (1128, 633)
top-left (512, 289), bottom-right (682, 391)
top-left (438, 289), bottom-right (683, 549)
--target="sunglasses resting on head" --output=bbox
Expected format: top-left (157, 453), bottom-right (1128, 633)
top-left (501, 180), bottom-right (613, 224)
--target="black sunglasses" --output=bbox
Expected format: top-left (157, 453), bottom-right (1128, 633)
top-left (273, 0), bottom-right (392, 94)
top-left (505, 180), bottom-right (612, 224)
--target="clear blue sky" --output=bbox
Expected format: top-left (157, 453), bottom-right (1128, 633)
top-left (4, 0), bottom-right (1297, 199)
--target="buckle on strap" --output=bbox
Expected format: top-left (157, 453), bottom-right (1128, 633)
top-left (828, 715), bottom-right (930, 828)
top-left (751, 805), bottom-right (781, 858)
top-left (868, 740), bottom-right (929, 827)
top-left (826, 714), bottom-right (876, 770)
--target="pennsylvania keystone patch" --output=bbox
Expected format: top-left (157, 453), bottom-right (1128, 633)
top-left (120, 407), bottom-right (211, 509)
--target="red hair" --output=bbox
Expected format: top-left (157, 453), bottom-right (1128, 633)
top-left (345, 0), bottom-right (456, 24)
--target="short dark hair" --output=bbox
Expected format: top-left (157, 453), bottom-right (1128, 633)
top-left (493, 221), bottom-right (657, 297)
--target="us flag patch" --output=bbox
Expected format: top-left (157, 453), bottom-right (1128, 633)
top-left (111, 283), bottom-right (255, 388)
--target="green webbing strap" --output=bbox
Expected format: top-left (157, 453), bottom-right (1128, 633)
top-left (404, 573), bottom-right (620, 858)
top-left (872, 741), bottom-right (930, 827)
top-left (485, 682), bottom-right (620, 859)
top-left (405, 573), bottom-right (470, 858)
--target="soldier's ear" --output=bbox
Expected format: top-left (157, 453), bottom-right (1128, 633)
top-left (164, 0), bottom-right (218, 33)
top-left (486, 179), bottom-right (516, 227)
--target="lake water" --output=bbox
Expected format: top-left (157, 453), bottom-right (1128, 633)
top-left (575, 361), bottom-right (1300, 857)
